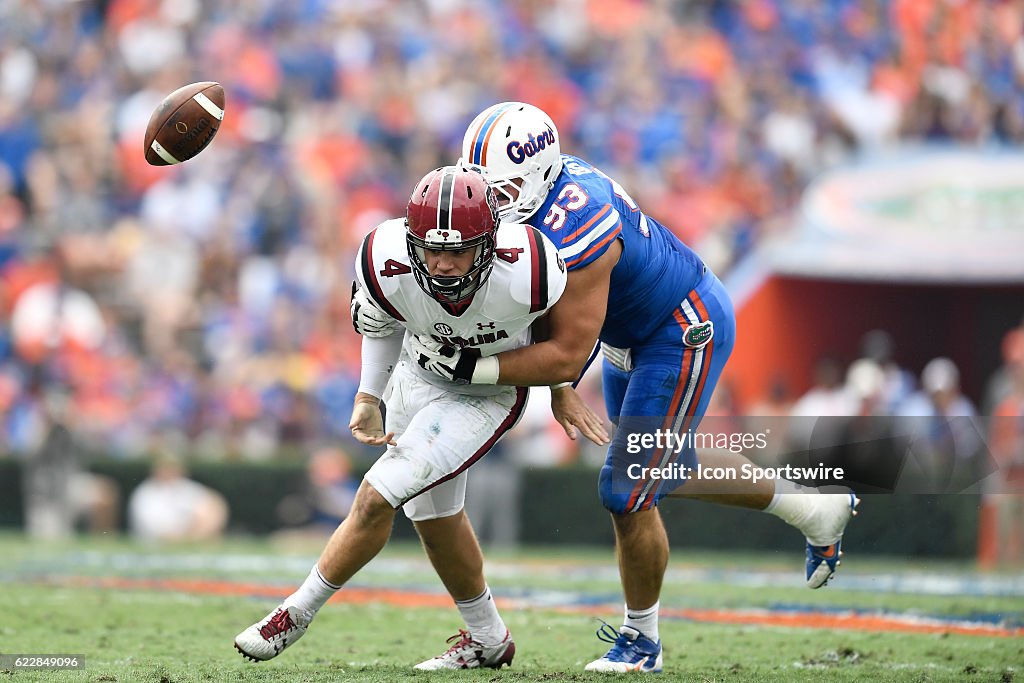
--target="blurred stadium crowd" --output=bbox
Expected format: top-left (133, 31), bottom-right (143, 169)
top-left (2, 0), bottom-right (1024, 467)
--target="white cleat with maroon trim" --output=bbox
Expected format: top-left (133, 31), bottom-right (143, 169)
top-left (234, 605), bottom-right (313, 661)
top-left (414, 629), bottom-right (516, 670)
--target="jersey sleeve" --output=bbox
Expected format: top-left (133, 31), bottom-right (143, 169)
top-left (357, 333), bottom-right (404, 399)
top-left (355, 227), bottom-right (406, 322)
top-left (518, 226), bottom-right (567, 314)
top-left (533, 228), bottom-right (567, 312)
top-left (554, 202), bottom-right (623, 271)
top-left (500, 225), bottom-right (567, 314)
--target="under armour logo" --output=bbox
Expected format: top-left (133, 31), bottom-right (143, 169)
top-left (477, 322), bottom-right (496, 330)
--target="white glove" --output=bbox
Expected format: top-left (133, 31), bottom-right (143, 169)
top-left (408, 334), bottom-right (499, 385)
top-left (350, 282), bottom-right (401, 338)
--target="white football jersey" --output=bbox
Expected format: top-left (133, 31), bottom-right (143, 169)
top-left (355, 218), bottom-right (567, 395)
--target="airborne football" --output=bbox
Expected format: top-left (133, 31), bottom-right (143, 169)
top-left (143, 81), bottom-right (225, 165)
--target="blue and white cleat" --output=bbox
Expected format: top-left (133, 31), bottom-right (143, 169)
top-left (805, 492), bottom-right (860, 589)
top-left (584, 622), bottom-right (663, 673)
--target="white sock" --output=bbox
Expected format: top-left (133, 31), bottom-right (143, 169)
top-left (285, 564), bottom-right (341, 615)
top-left (764, 479), bottom-right (821, 537)
top-left (623, 601), bottom-right (659, 642)
top-left (455, 586), bottom-right (507, 646)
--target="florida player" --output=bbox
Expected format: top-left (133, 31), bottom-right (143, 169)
top-left (234, 166), bottom-right (593, 669)
top-left (411, 103), bottom-right (859, 673)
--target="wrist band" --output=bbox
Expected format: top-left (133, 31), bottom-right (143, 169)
top-left (472, 355), bottom-right (500, 384)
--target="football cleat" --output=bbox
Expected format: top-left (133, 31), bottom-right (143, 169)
top-left (234, 604), bottom-right (313, 661)
top-left (414, 629), bottom-right (515, 670)
top-left (805, 492), bottom-right (860, 589)
top-left (584, 622), bottom-right (663, 673)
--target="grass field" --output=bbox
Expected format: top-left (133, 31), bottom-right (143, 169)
top-left (2, 533), bottom-right (1022, 682)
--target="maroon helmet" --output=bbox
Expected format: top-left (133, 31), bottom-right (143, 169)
top-left (406, 165), bottom-right (499, 303)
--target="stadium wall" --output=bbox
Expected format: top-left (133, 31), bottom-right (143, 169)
top-left (722, 275), bottom-right (1024, 409)
top-left (0, 459), bottom-right (981, 558)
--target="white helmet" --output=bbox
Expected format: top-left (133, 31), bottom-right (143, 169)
top-left (461, 102), bottom-right (562, 223)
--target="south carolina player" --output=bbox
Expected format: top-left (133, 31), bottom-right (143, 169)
top-left (411, 103), bottom-right (859, 673)
top-left (234, 166), bottom-right (585, 670)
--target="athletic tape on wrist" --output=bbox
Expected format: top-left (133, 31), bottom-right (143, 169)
top-left (472, 355), bottom-right (500, 384)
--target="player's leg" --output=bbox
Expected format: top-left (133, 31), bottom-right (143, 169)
top-left (658, 276), bottom-right (858, 587)
top-left (589, 358), bottom-right (696, 673)
top-left (411, 492), bottom-right (513, 670)
top-left (414, 504), bottom-right (485, 600)
top-left (583, 356), bottom-right (665, 673)
top-left (610, 506), bottom-right (668, 629)
top-left (675, 447), bottom-right (859, 588)
top-left (610, 507), bottom-right (667, 611)
top-left (397, 383), bottom-right (526, 670)
top-left (316, 479), bottom-right (398, 585)
top-left (233, 363), bottom-right (425, 661)
top-left (234, 478), bottom-right (397, 661)
top-left (667, 454), bottom-right (861, 588)
top-left (590, 278), bottom-right (745, 670)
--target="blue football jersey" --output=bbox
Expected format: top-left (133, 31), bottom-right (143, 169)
top-left (528, 155), bottom-right (706, 348)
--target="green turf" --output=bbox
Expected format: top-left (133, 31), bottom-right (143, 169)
top-left (2, 534), bottom-right (1022, 682)
top-left (4, 585), bottom-right (1022, 682)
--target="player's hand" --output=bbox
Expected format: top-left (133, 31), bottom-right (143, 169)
top-left (409, 334), bottom-right (461, 381)
top-left (349, 393), bottom-right (396, 446)
top-left (551, 385), bottom-right (610, 446)
top-left (409, 334), bottom-right (499, 385)
top-left (351, 282), bottom-right (401, 338)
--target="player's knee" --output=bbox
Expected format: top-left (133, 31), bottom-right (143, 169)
top-left (351, 480), bottom-right (396, 524)
top-left (600, 493), bottom-right (633, 515)
top-left (598, 465), bottom-right (634, 514)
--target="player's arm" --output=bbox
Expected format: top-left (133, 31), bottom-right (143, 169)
top-left (495, 240), bottom-right (618, 385)
top-left (497, 244), bottom-right (616, 446)
top-left (349, 287), bottom-right (401, 447)
top-left (526, 295), bottom-right (611, 445)
top-left (349, 231), bottom-right (403, 447)
top-left (349, 334), bottom-right (401, 447)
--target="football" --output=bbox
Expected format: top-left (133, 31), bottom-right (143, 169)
top-left (143, 81), bottom-right (225, 166)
